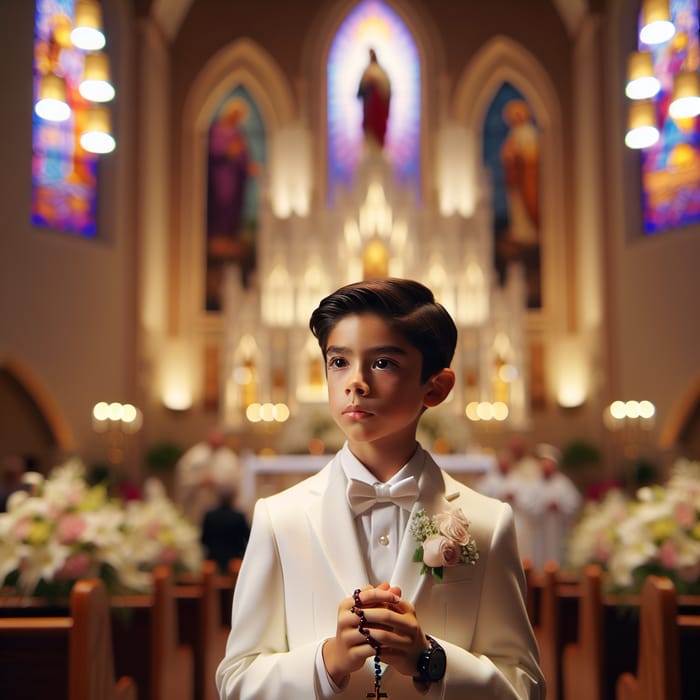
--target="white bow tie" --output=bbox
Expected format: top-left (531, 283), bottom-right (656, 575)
top-left (346, 476), bottom-right (419, 515)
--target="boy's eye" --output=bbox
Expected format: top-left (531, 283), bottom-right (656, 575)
top-left (328, 357), bottom-right (346, 369)
top-left (373, 358), bottom-right (396, 370)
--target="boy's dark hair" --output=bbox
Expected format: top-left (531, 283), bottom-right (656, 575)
top-left (309, 278), bottom-right (458, 383)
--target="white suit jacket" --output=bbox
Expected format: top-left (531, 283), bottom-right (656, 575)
top-left (216, 447), bottom-right (545, 699)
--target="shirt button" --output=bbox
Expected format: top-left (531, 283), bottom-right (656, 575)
top-left (378, 535), bottom-right (390, 546)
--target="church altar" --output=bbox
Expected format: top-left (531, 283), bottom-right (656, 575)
top-left (239, 450), bottom-right (496, 513)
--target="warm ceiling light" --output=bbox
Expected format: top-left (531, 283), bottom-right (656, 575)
top-left (71, 0), bottom-right (106, 51)
top-left (79, 51), bottom-right (115, 102)
top-left (669, 70), bottom-right (700, 119)
top-left (640, 0), bottom-right (675, 46)
top-left (34, 72), bottom-right (71, 122)
top-left (625, 51), bottom-right (660, 100)
top-left (80, 105), bottom-right (115, 153)
top-left (625, 100), bottom-right (659, 149)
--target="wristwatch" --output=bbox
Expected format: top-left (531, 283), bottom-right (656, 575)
top-left (413, 635), bottom-right (446, 683)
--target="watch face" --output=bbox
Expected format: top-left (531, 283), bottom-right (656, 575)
top-left (428, 646), bottom-right (446, 680)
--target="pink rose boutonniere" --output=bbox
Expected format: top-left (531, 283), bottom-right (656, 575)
top-left (410, 507), bottom-right (479, 581)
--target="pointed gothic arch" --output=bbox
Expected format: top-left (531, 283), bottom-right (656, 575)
top-left (180, 38), bottom-right (297, 328)
top-left (453, 35), bottom-right (568, 328)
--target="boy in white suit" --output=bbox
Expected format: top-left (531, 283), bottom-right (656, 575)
top-left (216, 279), bottom-right (544, 699)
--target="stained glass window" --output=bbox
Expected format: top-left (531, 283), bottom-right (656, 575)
top-left (205, 86), bottom-right (266, 311)
top-left (639, 0), bottom-right (700, 233)
top-left (483, 83), bottom-right (541, 309)
top-left (32, 0), bottom-right (100, 238)
top-left (327, 0), bottom-right (420, 204)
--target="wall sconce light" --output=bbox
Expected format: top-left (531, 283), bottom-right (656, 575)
top-left (162, 388), bottom-right (193, 411)
top-left (552, 334), bottom-right (589, 408)
top-left (160, 339), bottom-right (194, 410)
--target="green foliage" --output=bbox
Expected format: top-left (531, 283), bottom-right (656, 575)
top-left (561, 439), bottom-right (601, 469)
top-left (145, 442), bottom-right (184, 472)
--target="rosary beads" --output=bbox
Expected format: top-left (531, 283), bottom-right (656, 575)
top-left (352, 589), bottom-right (388, 699)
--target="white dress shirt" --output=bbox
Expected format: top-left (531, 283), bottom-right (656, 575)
top-left (315, 441), bottom-right (426, 696)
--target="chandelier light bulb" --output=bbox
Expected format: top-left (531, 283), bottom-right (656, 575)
top-left (71, 0), bottom-right (106, 51)
top-left (669, 71), bottom-right (700, 119)
top-left (625, 51), bottom-right (660, 100)
top-left (80, 105), bottom-right (116, 153)
top-left (79, 51), bottom-right (115, 102)
top-left (625, 100), bottom-right (659, 149)
top-left (35, 72), bottom-right (71, 122)
top-left (639, 0), bottom-right (675, 46)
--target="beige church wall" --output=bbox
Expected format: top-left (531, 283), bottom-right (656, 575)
top-left (0, 1), bottom-right (139, 473)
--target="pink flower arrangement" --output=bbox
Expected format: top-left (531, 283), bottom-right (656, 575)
top-left (566, 458), bottom-right (700, 594)
top-left (0, 458), bottom-right (203, 598)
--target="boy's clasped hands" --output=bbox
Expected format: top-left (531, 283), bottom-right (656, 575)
top-left (322, 582), bottom-right (430, 689)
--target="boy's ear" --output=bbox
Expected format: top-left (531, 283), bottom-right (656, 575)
top-left (423, 368), bottom-right (455, 407)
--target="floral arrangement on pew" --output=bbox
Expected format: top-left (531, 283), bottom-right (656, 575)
top-left (0, 458), bottom-right (203, 599)
top-left (565, 458), bottom-right (700, 594)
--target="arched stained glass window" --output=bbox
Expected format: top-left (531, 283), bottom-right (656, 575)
top-left (205, 86), bottom-right (266, 311)
top-left (32, 0), bottom-right (100, 238)
top-left (483, 83), bottom-right (541, 309)
top-left (639, 0), bottom-right (700, 233)
top-left (327, 0), bottom-right (420, 204)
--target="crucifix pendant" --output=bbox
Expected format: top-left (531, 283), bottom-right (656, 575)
top-left (366, 687), bottom-right (387, 699)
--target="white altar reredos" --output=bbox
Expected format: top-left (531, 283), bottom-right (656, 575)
top-left (220, 146), bottom-right (529, 456)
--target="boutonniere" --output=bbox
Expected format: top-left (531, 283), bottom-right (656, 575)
top-left (410, 507), bottom-right (479, 581)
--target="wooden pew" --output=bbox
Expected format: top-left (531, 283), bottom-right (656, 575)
top-left (221, 557), bottom-right (242, 627)
top-left (0, 578), bottom-right (136, 700)
top-left (176, 556), bottom-right (241, 628)
top-left (176, 560), bottom-right (230, 700)
top-left (534, 561), bottom-right (561, 700)
top-left (528, 561), bottom-right (581, 700)
top-left (111, 564), bottom-right (193, 700)
top-left (616, 576), bottom-right (700, 700)
top-left (562, 564), bottom-right (604, 700)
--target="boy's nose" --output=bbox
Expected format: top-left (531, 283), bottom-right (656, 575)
top-left (345, 372), bottom-right (369, 396)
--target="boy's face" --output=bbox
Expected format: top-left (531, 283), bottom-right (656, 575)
top-left (324, 313), bottom-right (431, 456)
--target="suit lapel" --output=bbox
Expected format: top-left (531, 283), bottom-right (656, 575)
top-left (306, 455), bottom-right (370, 595)
top-left (390, 454), bottom-right (463, 603)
